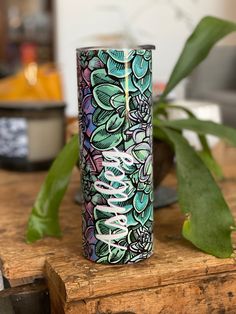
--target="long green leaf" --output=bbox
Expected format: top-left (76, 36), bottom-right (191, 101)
top-left (156, 118), bottom-right (236, 146)
top-left (198, 150), bottom-right (223, 179)
top-left (161, 103), bottom-right (212, 152)
top-left (26, 135), bottom-right (79, 243)
top-left (161, 16), bottom-right (236, 100)
top-left (153, 124), bottom-right (173, 146)
top-left (156, 105), bottom-right (223, 178)
top-left (155, 103), bottom-right (223, 179)
top-left (162, 127), bottom-right (235, 258)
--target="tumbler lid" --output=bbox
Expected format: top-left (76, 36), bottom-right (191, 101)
top-left (77, 44), bottom-right (156, 51)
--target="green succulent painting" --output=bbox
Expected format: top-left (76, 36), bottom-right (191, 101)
top-left (79, 47), bottom-right (154, 263)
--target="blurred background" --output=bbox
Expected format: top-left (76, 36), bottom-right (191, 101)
top-left (0, 0), bottom-right (235, 113)
top-left (0, 0), bottom-right (53, 76)
top-left (0, 0), bottom-right (236, 170)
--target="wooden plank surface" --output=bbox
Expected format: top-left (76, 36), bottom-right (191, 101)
top-left (0, 144), bottom-right (236, 314)
top-left (0, 169), bottom-right (81, 287)
top-left (46, 145), bottom-right (236, 313)
top-left (58, 273), bottom-right (236, 314)
top-left (45, 180), bottom-right (236, 306)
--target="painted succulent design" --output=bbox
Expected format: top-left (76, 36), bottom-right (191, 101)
top-left (128, 222), bottom-right (153, 263)
top-left (130, 94), bottom-right (152, 124)
top-left (80, 161), bottom-right (97, 203)
top-left (77, 48), bottom-right (153, 264)
top-left (90, 79), bottom-right (129, 150)
top-left (98, 49), bottom-right (152, 95)
top-left (79, 50), bottom-right (95, 69)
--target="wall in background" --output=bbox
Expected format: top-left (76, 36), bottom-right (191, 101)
top-left (55, 0), bottom-right (236, 116)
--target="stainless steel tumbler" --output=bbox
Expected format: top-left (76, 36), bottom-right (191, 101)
top-left (77, 46), bottom-right (155, 264)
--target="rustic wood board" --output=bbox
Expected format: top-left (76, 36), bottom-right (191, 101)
top-left (45, 186), bottom-right (236, 313)
top-left (0, 144), bottom-right (236, 314)
top-left (0, 169), bottom-right (81, 287)
top-left (51, 273), bottom-right (236, 314)
top-left (45, 145), bottom-right (236, 313)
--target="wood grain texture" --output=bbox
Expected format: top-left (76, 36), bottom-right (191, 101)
top-left (0, 143), bottom-right (236, 314)
top-left (0, 169), bottom-right (81, 287)
top-left (62, 273), bottom-right (236, 314)
top-left (45, 198), bottom-right (236, 304)
top-left (45, 144), bottom-right (236, 313)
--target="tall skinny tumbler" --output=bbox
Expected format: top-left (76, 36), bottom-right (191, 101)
top-left (77, 46), bottom-right (155, 264)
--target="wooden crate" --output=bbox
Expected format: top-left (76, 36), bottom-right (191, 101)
top-left (0, 146), bottom-right (236, 314)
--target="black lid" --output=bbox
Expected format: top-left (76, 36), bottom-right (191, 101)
top-left (0, 101), bottom-right (66, 112)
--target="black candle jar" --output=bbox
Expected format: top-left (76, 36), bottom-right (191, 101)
top-left (0, 101), bottom-right (65, 171)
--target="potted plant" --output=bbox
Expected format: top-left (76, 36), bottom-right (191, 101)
top-left (26, 16), bottom-right (236, 258)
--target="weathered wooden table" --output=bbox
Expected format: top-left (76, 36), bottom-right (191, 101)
top-left (0, 144), bottom-right (236, 314)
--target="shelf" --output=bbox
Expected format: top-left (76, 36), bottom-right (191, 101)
top-left (0, 145), bottom-right (236, 313)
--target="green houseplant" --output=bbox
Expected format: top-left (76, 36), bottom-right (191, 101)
top-left (26, 16), bottom-right (236, 258)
